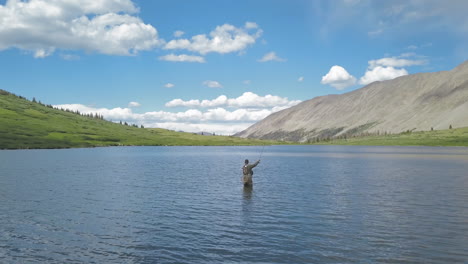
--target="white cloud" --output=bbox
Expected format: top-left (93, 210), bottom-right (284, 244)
top-left (228, 92), bottom-right (302, 108)
top-left (164, 83), bottom-right (175, 88)
top-left (368, 57), bottom-right (427, 69)
top-left (203, 80), bottom-right (223, 88)
top-left (164, 22), bottom-right (262, 55)
top-left (54, 104), bottom-right (135, 120)
top-left (359, 66), bottom-right (408, 85)
top-left (0, 0), bottom-right (161, 57)
top-left (54, 104), bottom-right (275, 135)
top-left (128, 102), bottom-right (141, 107)
top-left (258, 52), bottom-right (286, 62)
top-left (358, 54), bottom-right (427, 85)
top-left (298, 76), bottom-right (304, 82)
top-left (158, 54), bottom-right (205, 63)
top-left (173, 30), bottom-right (185, 37)
top-left (243, 80), bottom-right (251, 85)
top-left (200, 95), bottom-right (228, 108)
top-left (34, 48), bottom-right (55, 58)
top-left (165, 92), bottom-right (301, 109)
top-left (321, 65), bottom-right (357, 90)
top-left (54, 91), bottom-right (301, 135)
top-left (165, 99), bottom-right (201, 108)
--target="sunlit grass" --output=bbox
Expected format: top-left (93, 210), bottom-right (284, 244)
top-left (0, 90), bottom-right (281, 149)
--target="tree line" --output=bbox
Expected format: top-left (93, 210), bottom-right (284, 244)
top-left (1, 90), bottom-right (146, 129)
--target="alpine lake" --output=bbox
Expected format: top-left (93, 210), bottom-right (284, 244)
top-left (1, 145), bottom-right (468, 263)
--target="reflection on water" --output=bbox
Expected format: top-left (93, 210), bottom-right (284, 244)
top-left (242, 185), bottom-right (253, 201)
top-left (1, 145), bottom-right (468, 263)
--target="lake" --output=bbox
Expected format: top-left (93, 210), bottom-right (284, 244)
top-left (1, 145), bottom-right (468, 263)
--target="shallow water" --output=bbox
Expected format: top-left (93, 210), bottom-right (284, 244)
top-left (1, 145), bottom-right (468, 263)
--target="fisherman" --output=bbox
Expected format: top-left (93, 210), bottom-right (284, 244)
top-left (242, 159), bottom-right (260, 187)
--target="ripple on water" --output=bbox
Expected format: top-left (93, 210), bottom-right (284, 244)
top-left (1, 146), bottom-right (468, 263)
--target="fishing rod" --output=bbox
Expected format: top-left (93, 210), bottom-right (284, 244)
top-left (259, 144), bottom-right (266, 160)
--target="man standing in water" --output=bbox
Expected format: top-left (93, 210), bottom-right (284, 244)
top-left (242, 159), bottom-right (260, 187)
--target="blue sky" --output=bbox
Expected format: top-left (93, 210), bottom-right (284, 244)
top-left (1, 0), bottom-right (467, 134)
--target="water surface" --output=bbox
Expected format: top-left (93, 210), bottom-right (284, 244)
top-left (1, 146), bottom-right (468, 263)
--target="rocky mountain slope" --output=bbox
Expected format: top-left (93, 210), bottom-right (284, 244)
top-left (236, 61), bottom-right (468, 142)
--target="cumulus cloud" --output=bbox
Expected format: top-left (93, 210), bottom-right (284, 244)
top-left (165, 92), bottom-right (301, 109)
top-left (0, 2), bottom-right (264, 59)
top-left (54, 104), bottom-right (135, 120)
top-left (164, 83), bottom-right (175, 88)
top-left (358, 54), bottom-right (427, 85)
top-left (158, 54), bottom-right (205, 63)
top-left (165, 99), bottom-right (201, 108)
top-left (203, 80), bottom-right (223, 88)
top-left (128, 101), bottom-right (141, 107)
top-left (359, 66), bottom-right (408, 85)
top-left (53, 104), bottom-right (280, 135)
top-left (0, 0), bottom-right (161, 57)
top-left (321, 65), bottom-right (357, 90)
top-left (55, 91), bottom-right (301, 135)
top-left (164, 22), bottom-right (262, 55)
top-left (258, 52), bottom-right (286, 62)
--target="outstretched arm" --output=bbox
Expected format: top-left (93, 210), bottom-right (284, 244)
top-left (250, 160), bottom-right (260, 168)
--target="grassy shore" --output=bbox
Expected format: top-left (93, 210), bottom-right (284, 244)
top-left (0, 90), bottom-right (281, 149)
top-left (315, 127), bottom-right (468, 147)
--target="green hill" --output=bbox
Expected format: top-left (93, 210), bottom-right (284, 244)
top-left (0, 89), bottom-right (279, 149)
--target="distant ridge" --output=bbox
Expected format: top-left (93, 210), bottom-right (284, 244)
top-left (236, 60), bottom-right (468, 142)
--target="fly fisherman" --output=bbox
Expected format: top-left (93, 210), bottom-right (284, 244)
top-left (242, 159), bottom-right (260, 187)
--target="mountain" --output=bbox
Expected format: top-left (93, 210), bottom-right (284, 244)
top-left (0, 90), bottom-right (275, 149)
top-left (236, 61), bottom-right (468, 142)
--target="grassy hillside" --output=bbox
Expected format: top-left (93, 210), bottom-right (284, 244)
top-left (315, 127), bottom-right (468, 147)
top-left (0, 90), bottom-right (280, 149)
